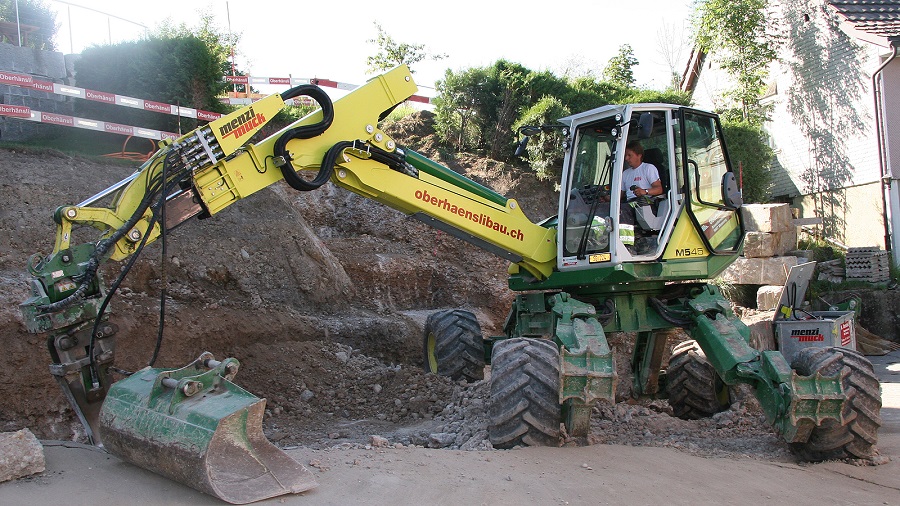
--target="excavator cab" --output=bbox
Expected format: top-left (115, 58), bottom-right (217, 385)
top-left (555, 104), bottom-right (743, 274)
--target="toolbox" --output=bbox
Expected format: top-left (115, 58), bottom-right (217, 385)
top-left (772, 262), bottom-right (856, 363)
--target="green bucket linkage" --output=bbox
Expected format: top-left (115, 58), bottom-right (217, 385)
top-left (99, 352), bottom-right (317, 504)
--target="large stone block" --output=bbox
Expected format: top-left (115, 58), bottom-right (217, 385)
top-left (0, 429), bottom-right (45, 483)
top-left (741, 204), bottom-right (794, 233)
top-left (718, 256), bottom-right (798, 285)
top-left (756, 285), bottom-right (784, 310)
top-left (744, 229), bottom-right (798, 258)
top-left (740, 310), bottom-right (777, 351)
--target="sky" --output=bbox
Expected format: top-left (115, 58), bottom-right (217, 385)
top-left (45, 0), bottom-right (696, 97)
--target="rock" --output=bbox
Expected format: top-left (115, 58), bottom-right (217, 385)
top-left (428, 432), bottom-right (456, 448)
top-left (718, 256), bottom-right (798, 285)
top-left (756, 285), bottom-right (783, 311)
top-left (741, 204), bottom-right (794, 233)
top-left (0, 429), bottom-right (45, 483)
top-left (300, 389), bottom-right (315, 402)
top-left (370, 435), bottom-right (390, 447)
top-left (744, 230), bottom-right (798, 258)
top-left (335, 351), bottom-right (350, 363)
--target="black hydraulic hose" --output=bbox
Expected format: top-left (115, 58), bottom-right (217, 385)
top-left (318, 140), bottom-right (414, 186)
top-left (649, 297), bottom-right (694, 327)
top-left (274, 84), bottom-right (336, 191)
top-left (87, 150), bottom-right (183, 372)
top-left (148, 149), bottom-right (172, 367)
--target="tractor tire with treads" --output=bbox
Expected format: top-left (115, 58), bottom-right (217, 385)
top-left (666, 340), bottom-right (730, 419)
top-left (423, 309), bottom-right (485, 381)
top-left (790, 346), bottom-right (882, 461)
top-left (488, 338), bottom-right (561, 449)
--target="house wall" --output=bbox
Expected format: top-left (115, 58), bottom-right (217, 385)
top-left (794, 181), bottom-right (886, 248)
top-left (768, 0), bottom-right (882, 193)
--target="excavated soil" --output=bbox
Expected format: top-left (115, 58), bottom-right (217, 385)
top-left (0, 112), bottom-right (791, 461)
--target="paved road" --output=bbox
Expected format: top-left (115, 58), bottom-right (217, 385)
top-left (1, 349), bottom-right (898, 505)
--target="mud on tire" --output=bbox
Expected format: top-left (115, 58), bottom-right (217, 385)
top-left (790, 347), bottom-right (882, 461)
top-left (423, 309), bottom-right (485, 381)
top-left (667, 340), bottom-right (730, 420)
top-left (488, 338), bottom-right (561, 449)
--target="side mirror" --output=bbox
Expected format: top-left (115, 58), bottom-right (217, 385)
top-left (637, 113), bottom-right (654, 139)
top-left (514, 136), bottom-right (530, 157)
top-left (722, 172), bottom-right (743, 208)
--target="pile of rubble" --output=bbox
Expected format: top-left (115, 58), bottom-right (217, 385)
top-left (254, 341), bottom-right (792, 461)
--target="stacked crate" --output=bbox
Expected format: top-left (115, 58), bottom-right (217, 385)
top-left (845, 247), bottom-right (891, 283)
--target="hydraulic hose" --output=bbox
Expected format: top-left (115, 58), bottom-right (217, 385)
top-left (274, 84), bottom-right (335, 191)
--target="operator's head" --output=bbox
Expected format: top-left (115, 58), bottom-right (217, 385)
top-left (624, 140), bottom-right (644, 169)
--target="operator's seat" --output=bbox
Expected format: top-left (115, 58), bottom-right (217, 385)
top-left (642, 147), bottom-right (668, 191)
top-left (633, 147), bottom-right (669, 232)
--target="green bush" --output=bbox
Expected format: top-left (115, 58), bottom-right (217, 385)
top-left (513, 96), bottom-right (570, 180)
top-left (73, 36), bottom-right (233, 133)
top-left (721, 120), bottom-right (773, 203)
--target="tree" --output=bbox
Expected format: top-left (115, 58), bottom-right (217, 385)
top-left (602, 44), bottom-right (639, 86)
top-left (656, 21), bottom-right (691, 89)
top-left (694, 0), bottom-right (779, 123)
top-left (155, 12), bottom-right (241, 88)
top-left (0, 0), bottom-right (57, 50)
top-left (366, 22), bottom-right (446, 74)
top-left (73, 34), bottom-right (233, 132)
top-left (434, 61), bottom-right (538, 159)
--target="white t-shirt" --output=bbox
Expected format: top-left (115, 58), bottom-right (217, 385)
top-left (622, 162), bottom-right (660, 200)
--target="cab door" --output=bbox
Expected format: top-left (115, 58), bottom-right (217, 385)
top-left (671, 109), bottom-right (744, 255)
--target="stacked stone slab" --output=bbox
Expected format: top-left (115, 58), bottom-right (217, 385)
top-left (740, 204), bottom-right (798, 258)
top-left (718, 255), bottom-right (798, 287)
top-left (718, 204), bottom-right (800, 310)
top-left (0, 44), bottom-right (75, 142)
top-left (845, 247), bottom-right (890, 282)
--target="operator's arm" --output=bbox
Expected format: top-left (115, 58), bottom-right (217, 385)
top-left (634, 179), bottom-right (663, 197)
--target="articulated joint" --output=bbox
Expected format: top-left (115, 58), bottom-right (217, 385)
top-left (550, 293), bottom-right (617, 405)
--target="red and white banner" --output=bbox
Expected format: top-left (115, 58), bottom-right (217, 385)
top-left (0, 69), bottom-right (435, 142)
top-left (0, 69), bottom-right (224, 121)
top-left (0, 104), bottom-right (178, 140)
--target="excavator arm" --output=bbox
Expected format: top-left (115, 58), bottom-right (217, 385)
top-left (30, 65), bottom-right (553, 304)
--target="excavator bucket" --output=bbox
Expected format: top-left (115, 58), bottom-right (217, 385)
top-left (98, 352), bottom-right (317, 504)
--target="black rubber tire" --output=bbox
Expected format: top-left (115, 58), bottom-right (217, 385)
top-left (666, 340), bottom-right (730, 420)
top-left (422, 309), bottom-right (485, 381)
top-left (488, 338), bottom-right (561, 449)
top-left (789, 347), bottom-right (882, 461)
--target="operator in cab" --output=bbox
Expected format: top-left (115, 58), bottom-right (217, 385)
top-left (620, 140), bottom-right (663, 255)
top-left (622, 140), bottom-right (662, 201)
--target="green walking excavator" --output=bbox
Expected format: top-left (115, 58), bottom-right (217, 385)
top-left (20, 65), bottom-right (882, 503)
